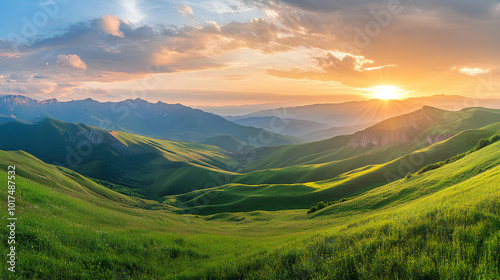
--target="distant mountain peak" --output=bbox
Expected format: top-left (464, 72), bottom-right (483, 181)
top-left (349, 106), bottom-right (448, 148)
top-left (81, 98), bottom-right (97, 102)
top-left (0, 94), bottom-right (299, 146)
top-left (41, 98), bottom-right (59, 104)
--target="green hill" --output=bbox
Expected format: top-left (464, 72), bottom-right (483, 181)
top-left (0, 95), bottom-right (301, 147)
top-left (0, 118), bottom-right (238, 198)
top-left (2, 129), bottom-right (500, 278)
top-left (198, 135), bottom-right (255, 152)
top-left (168, 127), bottom-right (497, 214)
top-left (242, 106), bottom-right (500, 171)
top-left (3, 106), bottom-right (500, 203)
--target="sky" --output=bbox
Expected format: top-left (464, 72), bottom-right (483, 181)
top-left (0, 0), bottom-right (499, 107)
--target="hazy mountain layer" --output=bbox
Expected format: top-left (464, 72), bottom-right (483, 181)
top-left (0, 95), bottom-right (300, 147)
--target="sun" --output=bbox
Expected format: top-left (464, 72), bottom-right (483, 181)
top-left (370, 85), bottom-right (402, 100)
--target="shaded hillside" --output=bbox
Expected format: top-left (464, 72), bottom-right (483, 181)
top-left (0, 95), bottom-right (299, 146)
top-left (242, 106), bottom-right (500, 171)
top-left (349, 106), bottom-right (448, 148)
top-left (234, 99), bottom-right (422, 126)
top-left (0, 118), bottom-right (237, 198)
top-left (231, 116), bottom-right (330, 137)
top-left (300, 122), bottom-right (374, 142)
top-left (199, 135), bottom-right (255, 152)
top-left (168, 127), bottom-right (498, 214)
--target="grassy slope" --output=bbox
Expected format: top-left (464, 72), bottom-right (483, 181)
top-left (3, 108), bottom-right (500, 202)
top-left (2, 133), bottom-right (500, 278)
top-left (244, 140), bottom-right (500, 279)
top-left (0, 150), bottom-right (299, 279)
top-left (169, 128), bottom-right (496, 214)
top-left (0, 119), bottom-right (241, 198)
top-left (74, 131), bottom-right (241, 198)
top-left (242, 107), bottom-right (500, 171)
top-left (198, 135), bottom-right (255, 152)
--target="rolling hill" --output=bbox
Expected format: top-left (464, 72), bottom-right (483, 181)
top-left (2, 126), bottom-right (500, 278)
top-left (0, 118), bottom-right (238, 198)
top-left (167, 126), bottom-right (499, 214)
top-left (241, 106), bottom-right (500, 171)
top-left (198, 135), bottom-right (255, 152)
top-left (300, 122), bottom-right (374, 142)
top-left (3, 106), bottom-right (500, 203)
top-left (229, 116), bottom-right (331, 137)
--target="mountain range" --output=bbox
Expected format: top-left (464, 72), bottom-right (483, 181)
top-left (2, 95), bottom-right (500, 278)
top-left (225, 95), bottom-right (500, 141)
top-left (3, 98), bottom-right (500, 205)
top-left (0, 95), bottom-right (299, 148)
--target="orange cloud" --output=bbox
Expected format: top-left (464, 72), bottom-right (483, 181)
top-left (99, 14), bottom-right (126, 37)
top-left (57, 54), bottom-right (87, 70)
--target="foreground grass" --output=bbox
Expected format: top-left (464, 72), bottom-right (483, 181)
top-left (170, 128), bottom-right (495, 214)
top-left (1, 137), bottom-right (500, 279)
top-left (0, 151), bottom-right (321, 279)
top-left (244, 166), bottom-right (500, 279)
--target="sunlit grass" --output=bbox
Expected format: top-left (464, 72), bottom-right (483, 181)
top-left (0, 126), bottom-right (500, 278)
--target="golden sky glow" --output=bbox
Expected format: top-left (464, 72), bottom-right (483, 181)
top-left (369, 86), bottom-right (404, 100)
top-left (0, 0), bottom-right (499, 106)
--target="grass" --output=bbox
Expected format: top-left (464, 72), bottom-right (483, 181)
top-left (2, 107), bottom-right (500, 203)
top-left (242, 107), bottom-right (500, 172)
top-left (169, 128), bottom-right (495, 214)
top-left (1, 109), bottom-right (500, 279)
top-left (416, 132), bottom-right (500, 175)
top-left (2, 136), bottom-right (500, 278)
top-left (0, 150), bottom-right (301, 279)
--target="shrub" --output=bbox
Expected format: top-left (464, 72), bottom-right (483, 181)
top-left (475, 138), bottom-right (490, 150)
top-left (307, 206), bottom-right (318, 214)
top-left (405, 172), bottom-right (412, 179)
top-left (417, 162), bottom-right (444, 175)
top-left (317, 201), bottom-right (326, 210)
top-left (489, 134), bottom-right (500, 143)
top-left (444, 152), bottom-right (466, 164)
top-left (307, 198), bottom-right (354, 214)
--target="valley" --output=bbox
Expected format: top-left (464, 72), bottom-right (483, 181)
top-left (1, 95), bottom-right (500, 278)
top-left (1, 1), bottom-right (499, 278)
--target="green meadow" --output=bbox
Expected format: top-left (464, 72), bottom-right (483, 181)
top-left (0, 0), bottom-right (497, 277)
top-left (1, 119), bottom-right (500, 278)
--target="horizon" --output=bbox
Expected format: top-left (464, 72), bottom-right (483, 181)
top-left (4, 92), bottom-right (500, 116)
top-left (0, 1), bottom-right (499, 107)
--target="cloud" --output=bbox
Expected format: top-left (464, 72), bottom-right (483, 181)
top-left (176, 5), bottom-right (194, 18)
top-left (0, 0), bottom-right (499, 100)
top-left (99, 14), bottom-right (126, 37)
top-left (223, 75), bottom-right (249, 80)
top-left (0, 80), bottom-right (58, 96)
top-left (266, 50), bottom-right (401, 87)
top-left (311, 51), bottom-right (374, 71)
top-left (457, 67), bottom-right (491, 76)
top-left (0, 15), bottom-right (289, 84)
top-left (270, 0), bottom-right (499, 16)
top-left (33, 74), bottom-right (51, 79)
top-left (57, 54), bottom-right (87, 70)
